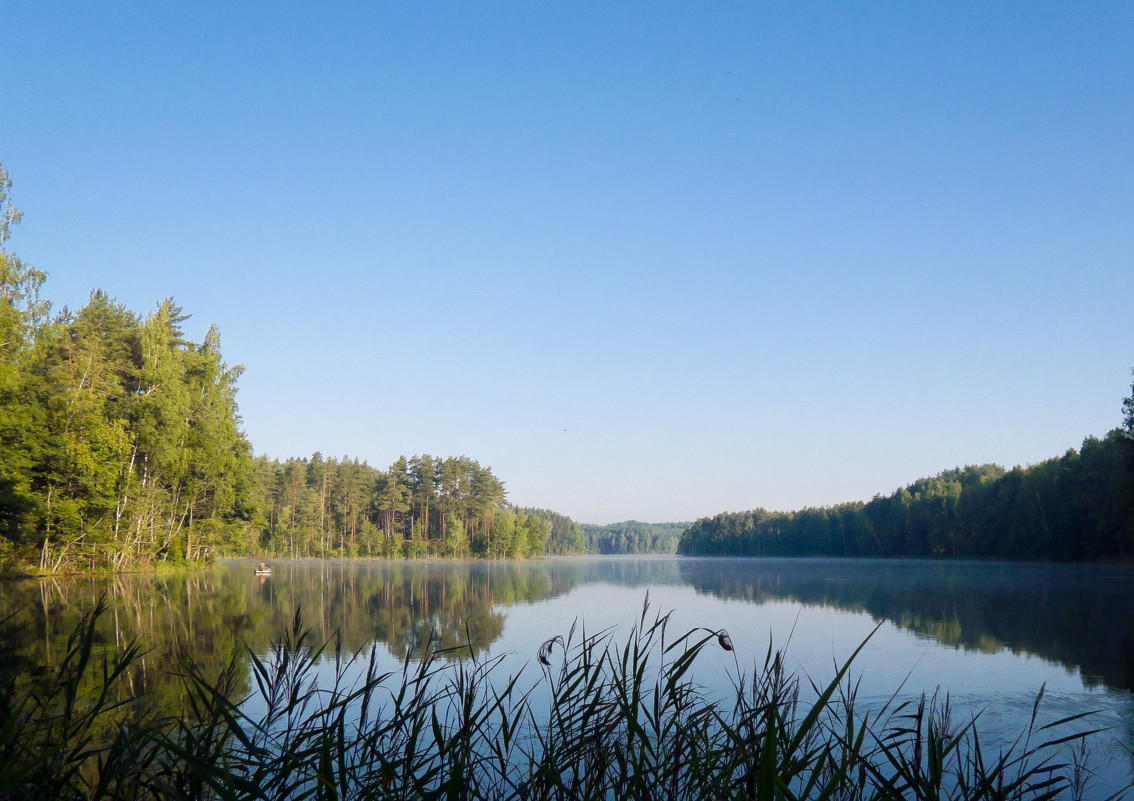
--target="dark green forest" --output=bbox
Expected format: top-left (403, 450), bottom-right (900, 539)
top-left (681, 423), bottom-right (1134, 561)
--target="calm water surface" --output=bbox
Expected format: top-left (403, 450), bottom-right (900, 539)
top-left (3, 556), bottom-right (1133, 795)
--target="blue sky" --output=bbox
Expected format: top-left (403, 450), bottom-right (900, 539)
top-left (2, 2), bottom-right (1132, 524)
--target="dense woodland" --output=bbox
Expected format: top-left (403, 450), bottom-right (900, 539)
top-left (0, 165), bottom-right (581, 573)
top-left (582, 520), bottom-right (689, 554)
top-left (246, 456), bottom-right (584, 560)
top-left (681, 426), bottom-right (1134, 561)
top-left (0, 279), bottom-right (252, 571)
top-left (0, 164), bottom-right (251, 572)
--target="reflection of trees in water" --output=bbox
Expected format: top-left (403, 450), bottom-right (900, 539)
top-left (0, 559), bottom-right (590, 713)
top-left (249, 560), bottom-right (584, 660)
top-left (570, 556), bottom-right (686, 587)
top-left (678, 557), bottom-right (1134, 691)
top-left (0, 570), bottom-right (263, 736)
top-left (0, 558), bottom-right (692, 708)
top-left (5, 554), bottom-right (1132, 711)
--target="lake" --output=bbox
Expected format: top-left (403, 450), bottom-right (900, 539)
top-left (3, 556), bottom-right (1133, 797)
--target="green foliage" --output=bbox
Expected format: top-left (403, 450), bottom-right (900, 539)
top-left (0, 162), bottom-right (531, 570)
top-left (582, 520), bottom-right (690, 554)
top-left (445, 513), bottom-right (469, 557)
top-left (0, 162), bottom-right (254, 573)
top-left (682, 433), bottom-right (1134, 561)
top-left (246, 454), bottom-right (510, 560)
top-left (519, 512), bottom-right (548, 557)
top-left (7, 159), bottom-right (1129, 571)
top-left (489, 507), bottom-right (518, 558)
top-left (406, 519), bottom-right (428, 558)
top-left (683, 383), bottom-right (1134, 562)
top-left (513, 507), bottom-right (586, 554)
top-left (0, 166), bottom-right (49, 554)
top-left (486, 508), bottom-right (550, 559)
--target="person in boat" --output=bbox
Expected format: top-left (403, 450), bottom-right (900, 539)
top-left (259, 561), bottom-right (267, 571)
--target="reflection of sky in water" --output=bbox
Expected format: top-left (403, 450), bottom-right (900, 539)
top-left (495, 581), bottom-right (1133, 799)
top-left (498, 582), bottom-right (1087, 692)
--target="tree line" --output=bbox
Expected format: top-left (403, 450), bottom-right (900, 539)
top-left (681, 417), bottom-right (1134, 561)
top-left (246, 455), bottom-right (586, 559)
top-left (0, 162), bottom-right (254, 573)
top-left (0, 275), bottom-right (253, 571)
top-left (4, 161), bottom-right (1131, 570)
top-left (581, 520), bottom-right (689, 554)
top-left (0, 163), bottom-right (586, 573)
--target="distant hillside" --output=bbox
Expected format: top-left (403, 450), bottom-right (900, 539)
top-left (581, 521), bottom-right (691, 555)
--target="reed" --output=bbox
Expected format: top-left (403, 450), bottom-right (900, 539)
top-left (0, 597), bottom-right (1124, 800)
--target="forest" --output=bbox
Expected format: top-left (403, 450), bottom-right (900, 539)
top-left (0, 167), bottom-right (253, 574)
top-left (246, 456), bottom-right (585, 560)
top-left (582, 520), bottom-right (689, 554)
top-left (680, 425), bottom-right (1134, 561)
top-left (0, 164), bottom-right (580, 574)
top-left (0, 269), bottom-right (252, 573)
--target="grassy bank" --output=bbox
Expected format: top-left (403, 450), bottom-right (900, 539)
top-left (0, 598), bottom-right (1123, 800)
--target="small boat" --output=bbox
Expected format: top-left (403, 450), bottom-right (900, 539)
top-left (254, 566), bottom-right (272, 576)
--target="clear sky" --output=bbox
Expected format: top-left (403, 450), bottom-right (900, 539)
top-left (2, 2), bottom-right (1132, 525)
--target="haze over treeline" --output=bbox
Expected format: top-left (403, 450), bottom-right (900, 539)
top-left (2, 163), bottom-right (1132, 573)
